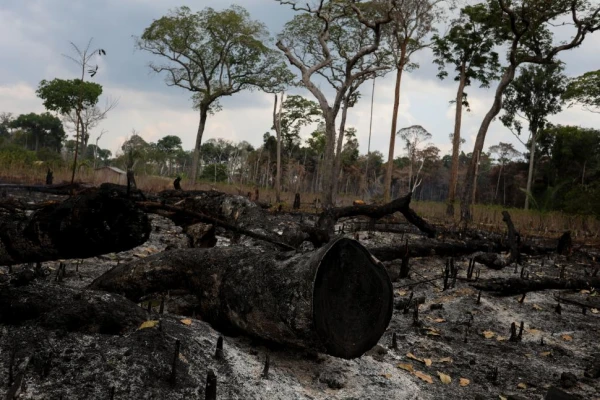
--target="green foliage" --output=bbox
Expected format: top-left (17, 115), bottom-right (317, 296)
top-left (10, 112), bottom-right (66, 152)
top-left (501, 63), bottom-right (566, 136)
top-left (0, 144), bottom-right (37, 166)
top-left (563, 182), bottom-right (600, 217)
top-left (138, 5), bottom-right (292, 113)
top-left (563, 69), bottom-right (600, 113)
top-left (305, 124), bottom-right (326, 155)
top-left (36, 79), bottom-right (103, 115)
top-left (200, 163), bottom-right (228, 182)
top-left (278, 95), bottom-right (322, 157)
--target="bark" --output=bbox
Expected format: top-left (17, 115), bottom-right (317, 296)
top-left (472, 276), bottom-right (600, 296)
top-left (0, 186), bottom-right (150, 265)
top-left (322, 115), bottom-right (337, 208)
top-left (274, 94), bottom-right (283, 203)
top-left (90, 237), bottom-right (393, 359)
top-left (156, 189), bottom-right (329, 248)
top-left (317, 192), bottom-right (436, 238)
top-left (460, 64), bottom-right (518, 224)
top-left (524, 127), bottom-right (537, 210)
top-left (384, 61), bottom-right (405, 203)
top-left (190, 106), bottom-right (209, 184)
top-left (502, 210), bottom-right (521, 265)
top-left (332, 94), bottom-right (352, 204)
top-left (0, 283), bottom-right (147, 335)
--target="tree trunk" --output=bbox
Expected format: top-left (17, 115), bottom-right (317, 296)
top-left (322, 113), bottom-right (337, 208)
top-left (384, 46), bottom-right (407, 203)
top-left (70, 110), bottom-right (83, 186)
top-left (274, 94), bottom-right (283, 203)
top-left (460, 64), bottom-right (517, 224)
top-left (495, 163), bottom-right (504, 202)
top-left (90, 237), bottom-right (393, 359)
top-left (447, 68), bottom-right (467, 216)
top-left (524, 127), bottom-right (537, 210)
top-left (332, 95), bottom-right (351, 204)
top-left (190, 106), bottom-right (209, 184)
top-left (0, 186), bottom-right (150, 265)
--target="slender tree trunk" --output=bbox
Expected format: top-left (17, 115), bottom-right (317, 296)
top-left (332, 97), bottom-right (351, 203)
top-left (460, 64), bottom-right (517, 223)
top-left (70, 109), bottom-right (82, 185)
top-left (322, 113), bottom-right (337, 208)
top-left (524, 127), bottom-right (537, 210)
top-left (190, 106), bottom-right (209, 184)
top-left (446, 67), bottom-right (467, 216)
top-left (495, 163), bottom-right (503, 202)
top-left (472, 150), bottom-right (480, 207)
top-left (384, 46), bottom-right (407, 202)
top-left (274, 94), bottom-right (284, 203)
top-left (582, 160), bottom-right (586, 185)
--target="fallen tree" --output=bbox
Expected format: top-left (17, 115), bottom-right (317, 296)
top-left (0, 186), bottom-right (151, 265)
top-left (317, 192), bottom-right (436, 237)
top-left (369, 238), bottom-right (503, 261)
top-left (472, 276), bottom-right (600, 296)
top-left (90, 237), bottom-right (393, 359)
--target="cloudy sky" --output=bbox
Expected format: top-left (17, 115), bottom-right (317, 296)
top-left (1, 0), bottom-right (600, 161)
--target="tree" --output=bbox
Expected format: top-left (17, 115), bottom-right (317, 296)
top-left (0, 113), bottom-right (12, 140)
top-left (500, 62), bottom-right (567, 209)
top-left (563, 69), bottom-right (600, 113)
top-left (488, 142), bottom-right (521, 205)
top-left (62, 98), bottom-right (118, 150)
top-left (432, 3), bottom-right (502, 216)
top-left (156, 135), bottom-right (184, 175)
top-left (459, 0), bottom-right (600, 224)
top-left (137, 5), bottom-right (291, 183)
top-left (277, 0), bottom-right (395, 207)
top-left (278, 95), bottom-right (322, 158)
top-left (10, 113), bottom-right (66, 152)
top-left (382, 0), bottom-right (448, 202)
top-left (398, 125), bottom-right (432, 193)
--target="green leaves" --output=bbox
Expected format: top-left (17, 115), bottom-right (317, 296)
top-left (563, 70), bottom-right (600, 113)
top-left (36, 79), bottom-right (102, 115)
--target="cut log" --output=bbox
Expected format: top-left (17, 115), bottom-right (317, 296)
top-left (368, 238), bottom-right (502, 261)
top-left (317, 192), bottom-right (436, 238)
top-left (0, 186), bottom-right (151, 265)
top-left (90, 237), bottom-right (393, 359)
top-left (472, 276), bottom-right (600, 296)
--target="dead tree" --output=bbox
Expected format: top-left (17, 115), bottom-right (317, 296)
top-left (90, 237), bottom-right (393, 359)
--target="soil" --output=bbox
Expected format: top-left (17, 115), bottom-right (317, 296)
top-left (1, 189), bottom-right (599, 399)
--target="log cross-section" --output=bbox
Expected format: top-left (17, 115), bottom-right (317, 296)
top-left (90, 237), bottom-right (393, 359)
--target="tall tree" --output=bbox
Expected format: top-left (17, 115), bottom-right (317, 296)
top-left (382, 0), bottom-right (447, 202)
top-left (488, 142), bottom-right (521, 204)
top-left (10, 113), bottom-right (66, 152)
top-left (500, 63), bottom-right (567, 209)
top-left (432, 3), bottom-right (502, 216)
top-left (137, 5), bottom-right (291, 183)
top-left (276, 0), bottom-right (395, 207)
top-left (273, 93), bottom-right (284, 202)
top-left (563, 69), bottom-right (600, 113)
top-left (460, 0), bottom-right (600, 224)
top-left (398, 125), bottom-right (432, 193)
top-left (278, 95), bottom-right (322, 157)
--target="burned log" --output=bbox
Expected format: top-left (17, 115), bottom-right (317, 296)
top-left (0, 182), bottom-right (88, 195)
top-left (0, 187), bottom-right (150, 265)
top-left (0, 283), bottom-right (147, 334)
top-left (369, 238), bottom-right (502, 261)
top-left (155, 190), bottom-right (329, 247)
top-left (317, 192), bottom-right (436, 238)
top-left (472, 276), bottom-right (600, 296)
top-left (90, 237), bottom-right (393, 359)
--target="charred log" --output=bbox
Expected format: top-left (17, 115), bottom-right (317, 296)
top-left (317, 193), bottom-right (436, 238)
top-left (472, 276), bottom-right (600, 296)
top-left (369, 239), bottom-right (502, 261)
top-left (502, 211), bottom-right (521, 265)
top-left (0, 283), bottom-right (147, 334)
top-left (90, 238), bottom-right (393, 359)
top-left (0, 186), bottom-right (150, 265)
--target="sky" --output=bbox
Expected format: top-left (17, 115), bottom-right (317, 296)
top-left (1, 0), bottom-right (600, 161)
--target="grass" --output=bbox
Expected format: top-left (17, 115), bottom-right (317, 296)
top-left (2, 166), bottom-right (598, 243)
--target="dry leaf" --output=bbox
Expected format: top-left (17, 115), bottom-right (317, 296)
top-left (426, 327), bottom-right (441, 336)
top-left (532, 304), bottom-right (543, 311)
top-left (580, 289), bottom-right (591, 294)
top-left (591, 308), bottom-right (599, 314)
top-left (382, 373), bottom-right (392, 379)
top-left (424, 358), bottom-right (432, 367)
top-left (180, 318), bottom-right (192, 326)
top-left (459, 378), bottom-right (470, 387)
top-left (496, 336), bottom-right (507, 342)
top-left (139, 320), bottom-right (159, 330)
top-left (561, 334), bottom-right (573, 341)
top-left (433, 318), bottom-right (446, 323)
top-left (407, 353), bottom-right (423, 362)
top-left (499, 396), bottom-right (508, 400)
top-left (526, 328), bottom-right (542, 335)
top-left (483, 330), bottom-right (495, 339)
top-left (414, 371), bottom-right (434, 384)
top-left (397, 290), bottom-right (408, 296)
top-left (178, 353), bottom-right (188, 363)
top-left (397, 363), bottom-right (414, 373)
top-left (517, 382), bottom-right (527, 389)
top-left (438, 357), bottom-right (453, 363)
top-left (540, 351), bottom-right (552, 357)
top-left (437, 372), bottom-right (451, 384)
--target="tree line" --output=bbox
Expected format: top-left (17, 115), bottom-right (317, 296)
top-left (2, 0), bottom-right (600, 221)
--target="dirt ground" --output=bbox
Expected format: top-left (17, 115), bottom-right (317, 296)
top-left (1, 189), bottom-right (599, 399)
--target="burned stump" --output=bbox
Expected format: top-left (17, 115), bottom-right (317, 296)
top-left (90, 237), bottom-right (393, 359)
